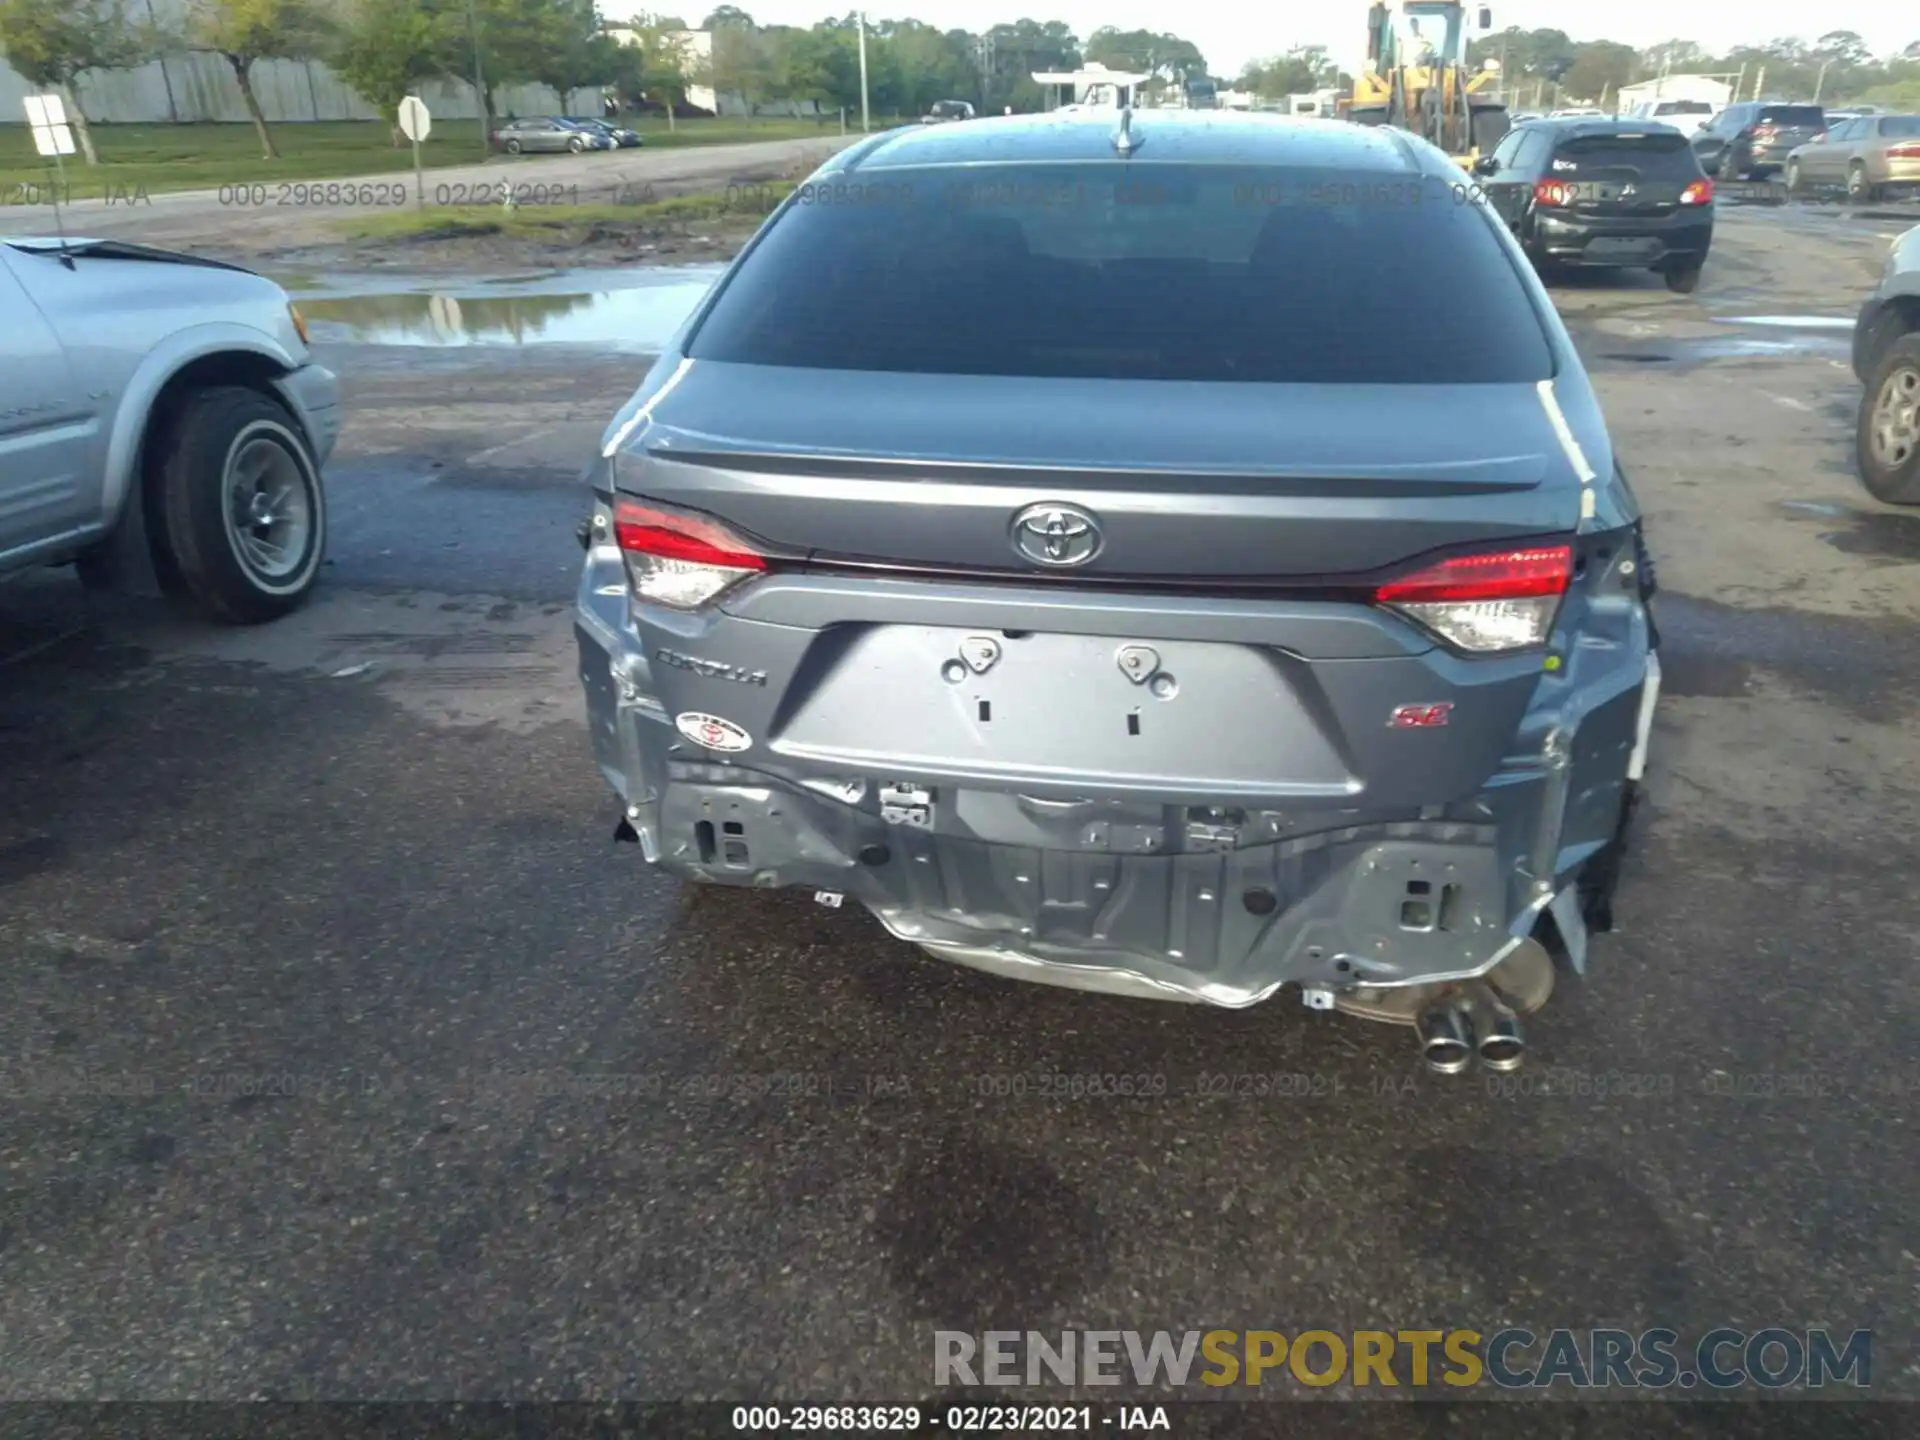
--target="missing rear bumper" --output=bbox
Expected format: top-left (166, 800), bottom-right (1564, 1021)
top-left (628, 762), bottom-right (1568, 1008)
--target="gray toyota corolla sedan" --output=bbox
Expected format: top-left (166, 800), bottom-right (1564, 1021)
top-left (575, 111), bottom-right (1661, 1075)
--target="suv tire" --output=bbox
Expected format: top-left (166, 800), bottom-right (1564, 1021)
top-left (150, 386), bottom-right (328, 624)
top-left (1661, 258), bottom-right (1703, 294)
top-left (1857, 331), bottom-right (1920, 505)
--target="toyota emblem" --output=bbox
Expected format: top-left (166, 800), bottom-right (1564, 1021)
top-left (1010, 502), bottom-right (1101, 568)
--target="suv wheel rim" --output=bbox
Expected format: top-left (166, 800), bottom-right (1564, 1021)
top-left (223, 432), bottom-right (315, 585)
top-left (1871, 366), bottom-right (1920, 469)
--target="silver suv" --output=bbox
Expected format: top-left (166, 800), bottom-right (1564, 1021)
top-left (574, 113), bottom-right (1661, 1075)
top-left (1, 238), bottom-right (338, 623)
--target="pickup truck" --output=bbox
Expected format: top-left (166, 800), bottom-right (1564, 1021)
top-left (1, 237), bottom-right (338, 623)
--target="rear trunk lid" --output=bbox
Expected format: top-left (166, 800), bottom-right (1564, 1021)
top-left (621, 364), bottom-right (1577, 580)
top-left (1547, 130), bottom-right (1702, 217)
top-left (605, 366), bottom-right (1591, 810)
top-left (1750, 106), bottom-right (1826, 150)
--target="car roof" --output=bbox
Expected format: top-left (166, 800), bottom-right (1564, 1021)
top-left (824, 110), bottom-right (1438, 175)
top-left (1515, 116), bottom-right (1688, 139)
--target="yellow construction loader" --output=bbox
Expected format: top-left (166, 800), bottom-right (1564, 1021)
top-left (1348, 2), bottom-right (1510, 166)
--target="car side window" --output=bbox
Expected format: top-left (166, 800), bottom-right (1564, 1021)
top-left (1488, 129), bottom-right (1526, 170)
top-left (1516, 129), bottom-right (1553, 174)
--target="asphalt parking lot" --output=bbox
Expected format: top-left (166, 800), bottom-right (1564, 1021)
top-left (3, 199), bottom-right (1919, 1420)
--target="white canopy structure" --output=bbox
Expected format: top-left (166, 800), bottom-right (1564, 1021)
top-left (1031, 62), bottom-right (1153, 111)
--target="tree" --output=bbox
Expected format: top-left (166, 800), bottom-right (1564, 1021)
top-left (976, 19), bottom-right (1079, 113)
top-left (0, 0), bottom-right (145, 164)
top-left (521, 0), bottom-right (620, 110)
top-left (1640, 39), bottom-right (1708, 75)
top-left (609, 14), bottom-right (694, 123)
top-left (703, 8), bottom-right (770, 111)
top-left (332, 0), bottom-right (445, 144)
top-left (1812, 31), bottom-right (1870, 67)
top-left (180, 0), bottom-right (333, 159)
top-left (1084, 27), bottom-right (1203, 103)
top-left (770, 23), bottom-right (854, 111)
top-left (1240, 44), bottom-right (1338, 99)
top-left (1558, 41), bottom-right (1637, 104)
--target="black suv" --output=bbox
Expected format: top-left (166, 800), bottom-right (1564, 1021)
top-left (1472, 118), bottom-right (1715, 292)
top-left (1692, 101), bottom-right (1827, 179)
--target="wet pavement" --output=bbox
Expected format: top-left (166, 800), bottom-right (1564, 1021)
top-left (289, 266), bottom-right (725, 353)
top-left (2, 204), bottom-right (1919, 1415)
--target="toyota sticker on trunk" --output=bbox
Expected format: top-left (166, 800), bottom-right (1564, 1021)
top-left (676, 712), bottom-right (753, 752)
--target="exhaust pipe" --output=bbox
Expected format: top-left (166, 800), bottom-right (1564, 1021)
top-left (1415, 999), bottom-right (1476, 1075)
top-left (1475, 1003), bottom-right (1526, 1073)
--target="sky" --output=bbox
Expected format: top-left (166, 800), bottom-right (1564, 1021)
top-left (690, 3), bottom-right (1912, 80)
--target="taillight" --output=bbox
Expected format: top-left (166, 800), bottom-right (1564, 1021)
top-left (1373, 544), bottom-right (1573, 654)
top-left (1679, 178), bottom-right (1713, 205)
top-left (1889, 143), bottom-right (1920, 159)
top-left (612, 497), bottom-right (766, 609)
top-left (1533, 179), bottom-right (1574, 207)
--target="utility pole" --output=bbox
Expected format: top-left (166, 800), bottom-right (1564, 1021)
top-left (975, 35), bottom-right (995, 112)
top-left (1753, 64), bottom-right (1765, 101)
top-left (144, 0), bottom-right (179, 122)
top-left (467, 0), bottom-right (489, 152)
top-left (1813, 60), bottom-right (1831, 102)
top-left (856, 12), bottom-right (870, 131)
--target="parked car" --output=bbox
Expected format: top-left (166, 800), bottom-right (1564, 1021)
top-left (1852, 222), bottom-right (1920, 503)
top-left (573, 112), bottom-right (1660, 1075)
top-left (1691, 100), bottom-right (1826, 179)
top-left (920, 100), bottom-right (977, 124)
top-left (573, 118), bottom-right (643, 148)
top-left (0, 238), bottom-right (337, 622)
top-left (492, 117), bottom-right (612, 154)
top-left (1472, 117), bottom-right (1714, 291)
top-left (1786, 113), bottom-right (1920, 203)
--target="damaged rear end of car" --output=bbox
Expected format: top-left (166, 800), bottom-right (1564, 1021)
top-left (575, 118), bottom-right (1660, 1073)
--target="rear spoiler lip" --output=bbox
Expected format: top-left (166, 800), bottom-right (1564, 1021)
top-left (637, 444), bottom-right (1552, 497)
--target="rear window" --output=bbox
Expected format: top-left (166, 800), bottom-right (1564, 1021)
top-left (1757, 106), bottom-right (1824, 127)
top-left (1550, 132), bottom-right (1702, 180)
top-left (1881, 117), bottom-right (1920, 138)
top-left (1654, 101), bottom-right (1711, 115)
top-left (686, 163), bottom-right (1553, 384)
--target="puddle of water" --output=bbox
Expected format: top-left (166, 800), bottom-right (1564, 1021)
top-left (1591, 334), bottom-right (1849, 366)
top-left (1714, 315), bottom-right (1857, 331)
top-left (299, 272), bottom-right (718, 351)
top-left (1780, 501), bottom-right (1920, 563)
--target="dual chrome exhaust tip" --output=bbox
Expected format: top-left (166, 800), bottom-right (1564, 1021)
top-left (1415, 983), bottom-right (1525, 1075)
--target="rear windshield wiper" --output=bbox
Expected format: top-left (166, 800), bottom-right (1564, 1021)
top-left (4, 238), bottom-right (252, 274)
